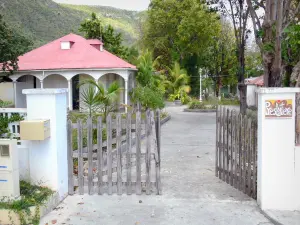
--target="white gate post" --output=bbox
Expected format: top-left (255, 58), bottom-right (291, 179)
top-left (257, 87), bottom-right (300, 211)
top-left (22, 89), bottom-right (68, 200)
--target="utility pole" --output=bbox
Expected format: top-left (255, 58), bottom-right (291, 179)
top-left (199, 68), bottom-right (203, 102)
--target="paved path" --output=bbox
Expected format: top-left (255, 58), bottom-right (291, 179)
top-left (40, 106), bottom-right (272, 225)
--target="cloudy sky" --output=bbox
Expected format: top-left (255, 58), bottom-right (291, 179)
top-left (53, 0), bottom-right (150, 11)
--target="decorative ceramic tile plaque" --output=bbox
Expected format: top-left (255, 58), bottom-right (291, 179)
top-left (265, 99), bottom-right (293, 118)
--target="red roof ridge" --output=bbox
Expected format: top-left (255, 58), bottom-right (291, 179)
top-left (14, 33), bottom-right (136, 71)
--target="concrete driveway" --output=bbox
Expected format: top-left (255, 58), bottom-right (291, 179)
top-left (40, 106), bottom-right (272, 225)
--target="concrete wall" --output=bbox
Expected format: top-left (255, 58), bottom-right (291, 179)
top-left (257, 88), bottom-right (300, 211)
top-left (247, 85), bottom-right (257, 107)
top-left (23, 89), bottom-right (68, 200)
top-left (0, 82), bottom-right (14, 104)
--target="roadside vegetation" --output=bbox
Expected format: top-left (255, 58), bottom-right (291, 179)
top-left (0, 181), bottom-right (54, 225)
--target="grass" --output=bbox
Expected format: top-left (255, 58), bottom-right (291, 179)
top-left (0, 181), bottom-right (54, 225)
top-left (188, 96), bottom-right (240, 110)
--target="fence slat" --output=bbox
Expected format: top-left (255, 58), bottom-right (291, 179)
top-left (77, 119), bottom-right (84, 195)
top-left (116, 113), bottom-right (122, 195)
top-left (226, 109), bottom-right (230, 184)
top-left (155, 110), bottom-right (162, 195)
top-left (238, 114), bottom-right (243, 191)
top-left (222, 107), bottom-right (226, 181)
top-left (67, 120), bottom-right (74, 195)
top-left (97, 117), bottom-right (103, 195)
top-left (146, 110), bottom-right (151, 195)
top-left (253, 122), bottom-right (257, 199)
top-left (215, 106), bottom-right (219, 177)
top-left (136, 110), bottom-right (142, 195)
top-left (230, 110), bottom-right (234, 186)
top-left (234, 113), bottom-right (239, 189)
top-left (218, 106), bottom-right (222, 180)
top-left (247, 119), bottom-right (252, 196)
top-left (243, 115), bottom-right (247, 194)
top-left (107, 114), bottom-right (113, 195)
top-left (87, 117), bottom-right (93, 195)
top-left (126, 112), bottom-right (132, 195)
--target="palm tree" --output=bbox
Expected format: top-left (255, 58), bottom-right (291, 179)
top-left (165, 62), bottom-right (191, 100)
top-left (80, 84), bottom-right (102, 117)
top-left (79, 79), bottom-right (122, 118)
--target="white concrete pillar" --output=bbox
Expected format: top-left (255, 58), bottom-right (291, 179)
top-left (40, 80), bottom-right (44, 89)
top-left (13, 81), bottom-right (17, 107)
top-left (67, 80), bottom-right (73, 111)
top-left (22, 89), bottom-right (68, 200)
top-left (257, 88), bottom-right (300, 211)
top-left (124, 79), bottom-right (128, 113)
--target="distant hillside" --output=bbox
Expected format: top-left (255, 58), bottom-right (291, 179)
top-left (0, 0), bottom-right (142, 48)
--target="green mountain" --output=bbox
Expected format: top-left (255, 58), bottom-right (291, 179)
top-left (0, 0), bottom-right (142, 48)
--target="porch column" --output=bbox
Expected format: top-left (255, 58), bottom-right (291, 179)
top-left (13, 81), bottom-right (17, 107)
top-left (40, 80), bottom-right (44, 89)
top-left (124, 78), bottom-right (128, 113)
top-left (67, 79), bottom-right (73, 111)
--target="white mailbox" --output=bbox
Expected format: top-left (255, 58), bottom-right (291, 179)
top-left (0, 139), bottom-right (20, 199)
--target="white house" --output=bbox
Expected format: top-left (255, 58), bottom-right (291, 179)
top-left (0, 33), bottom-right (137, 110)
top-left (245, 75), bottom-right (264, 107)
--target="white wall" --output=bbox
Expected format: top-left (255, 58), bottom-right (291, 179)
top-left (0, 82), bottom-right (14, 104)
top-left (18, 142), bottom-right (30, 181)
top-left (23, 89), bottom-right (68, 200)
top-left (247, 85), bottom-right (257, 107)
top-left (257, 88), bottom-right (300, 211)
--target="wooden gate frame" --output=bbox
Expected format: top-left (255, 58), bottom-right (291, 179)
top-left (67, 110), bottom-right (162, 195)
top-left (215, 106), bottom-right (257, 199)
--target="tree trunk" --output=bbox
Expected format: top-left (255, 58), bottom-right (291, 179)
top-left (282, 64), bottom-right (293, 86)
top-left (238, 83), bottom-right (247, 114)
top-left (290, 61), bottom-right (300, 86)
top-left (238, 41), bottom-right (247, 114)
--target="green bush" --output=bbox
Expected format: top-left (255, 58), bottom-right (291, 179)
top-left (0, 113), bottom-right (24, 136)
top-left (219, 97), bottom-right (240, 105)
top-left (0, 100), bottom-right (13, 108)
top-left (0, 181), bottom-right (54, 225)
top-left (188, 99), bottom-right (217, 109)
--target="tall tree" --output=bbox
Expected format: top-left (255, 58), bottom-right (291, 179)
top-left (0, 14), bottom-right (32, 80)
top-left (217, 0), bottom-right (250, 114)
top-left (205, 19), bottom-right (237, 97)
top-left (142, 0), bottom-right (221, 95)
top-left (246, 0), bottom-right (300, 87)
top-left (79, 12), bottom-right (130, 60)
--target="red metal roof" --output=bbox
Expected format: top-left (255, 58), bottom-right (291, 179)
top-left (16, 33), bottom-right (136, 71)
top-left (245, 75), bottom-right (264, 86)
top-left (248, 75), bottom-right (264, 86)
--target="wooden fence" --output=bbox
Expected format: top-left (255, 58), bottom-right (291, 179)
top-left (67, 110), bottom-right (162, 195)
top-left (215, 106), bottom-right (257, 199)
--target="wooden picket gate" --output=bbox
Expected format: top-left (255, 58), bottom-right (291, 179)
top-left (67, 110), bottom-right (162, 195)
top-left (215, 106), bottom-right (257, 199)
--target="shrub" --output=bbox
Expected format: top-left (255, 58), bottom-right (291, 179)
top-left (0, 100), bottom-right (13, 108)
top-left (219, 97), bottom-right (240, 105)
top-left (0, 181), bottom-right (54, 225)
top-left (188, 99), bottom-right (217, 109)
